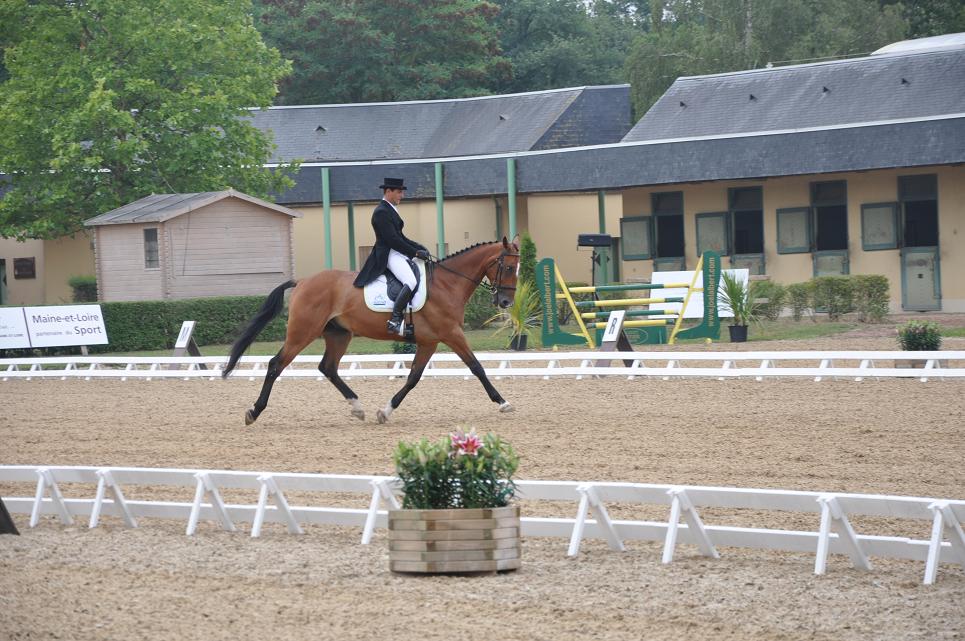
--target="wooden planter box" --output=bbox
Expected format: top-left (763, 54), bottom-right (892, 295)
top-left (388, 505), bottom-right (521, 574)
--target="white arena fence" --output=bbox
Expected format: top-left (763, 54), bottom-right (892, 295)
top-left (1, 350), bottom-right (963, 382)
top-left (2, 465), bottom-right (963, 585)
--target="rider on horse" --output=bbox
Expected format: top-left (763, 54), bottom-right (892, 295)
top-left (353, 177), bottom-right (431, 335)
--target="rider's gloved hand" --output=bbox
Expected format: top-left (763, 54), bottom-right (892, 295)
top-left (415, 249), bottom-right (431, 261)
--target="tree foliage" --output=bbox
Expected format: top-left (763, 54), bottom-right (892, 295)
top-left (0, 0), bottom-right (296, 240)
top-left (254, 0), bottom-right (511, 104)
top-left (625, 0), bottom-right (908, 116)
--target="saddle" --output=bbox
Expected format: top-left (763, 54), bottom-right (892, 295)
top-left (362, 258), bottom-right (429, 313)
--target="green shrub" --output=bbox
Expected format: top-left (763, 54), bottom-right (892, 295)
top-left (392, 341), bottom-right (417, 354)
top-left (851, 275), bottom-right (890, 323)
top-left (786, 282), bottom-right (813, 322)
top-left (463, 284), bottom-right (494, 330)
top-left (753, 280), bottom-right (787, 321)
top-left (67, 275), bottom-right (98, 302)
top-left (897, 320), bottom-right (942, 351)
top-left (811, 276), bottom-right (854, 321)
top-left (518, 232), bottom-right (537, 289)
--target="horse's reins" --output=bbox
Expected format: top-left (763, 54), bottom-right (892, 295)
top-left (425, 250), bottom-right (520, 299)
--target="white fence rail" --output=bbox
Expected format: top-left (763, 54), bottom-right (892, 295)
top-left (3, 465), bottom-right (963, 584)
top-left (1, 351), bottom-right (964, 381)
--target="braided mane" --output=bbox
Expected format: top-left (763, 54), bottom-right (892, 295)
top-left (439, 241), bottom-right (500, 262)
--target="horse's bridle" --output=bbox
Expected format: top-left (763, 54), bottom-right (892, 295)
top-left (429, 247), bottom-right (520, 305)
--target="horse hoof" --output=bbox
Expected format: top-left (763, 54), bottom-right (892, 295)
top-left (499, 402), bottom-right (514, 413)
top-left (376, 409), bottom-right (389, 424)
top-left (352, 409), bottom-right (365, 421)
top-left (245, 409), bottom-right (257, 425)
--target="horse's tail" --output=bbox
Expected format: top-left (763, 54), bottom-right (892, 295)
top-left (222, 280), bottom-right (297, 378)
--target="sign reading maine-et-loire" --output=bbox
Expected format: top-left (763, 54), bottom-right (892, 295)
top-left (0, 305), bottom-right (110, 348)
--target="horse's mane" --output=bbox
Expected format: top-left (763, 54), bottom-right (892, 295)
top-left (439, 241), bottom-right (500, 262)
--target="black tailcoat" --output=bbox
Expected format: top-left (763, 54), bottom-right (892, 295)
top-left (353, 200), bottom-right (425, 287)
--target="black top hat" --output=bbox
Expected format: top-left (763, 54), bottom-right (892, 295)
top-left (380, 177), bottom-right (407, 190)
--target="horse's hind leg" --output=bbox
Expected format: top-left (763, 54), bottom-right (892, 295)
top-left (246, 334), bottom-right (315, 426)
top-left (377, 341), bottom-right (438, 424)
top-left (318, 323), bottom-right (364, 421)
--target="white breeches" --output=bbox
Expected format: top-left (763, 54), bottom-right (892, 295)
top-left (387, 249), bottom-right (418, 289)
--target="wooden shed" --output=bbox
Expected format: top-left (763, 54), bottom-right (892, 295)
top-left (84, 190), bottom-right (301, 301)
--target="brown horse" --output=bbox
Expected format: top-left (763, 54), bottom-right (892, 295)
top-left (222, 238), bottom-right (520, 425)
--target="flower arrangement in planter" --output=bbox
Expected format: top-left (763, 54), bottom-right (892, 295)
top-left (895, 320), bottom-right (943, 369)
top-left (897, 320), bottom-right (942, 351)
top-left (389, 429), bottom-right (520, 574)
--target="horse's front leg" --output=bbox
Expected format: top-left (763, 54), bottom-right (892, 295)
top-left (445, 332), bottom-right (513, 413)
top-left (377, 341), bottom-right (438, 424)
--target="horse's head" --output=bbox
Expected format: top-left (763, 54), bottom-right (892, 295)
top-left (487, 237), bottom-right (520, 309)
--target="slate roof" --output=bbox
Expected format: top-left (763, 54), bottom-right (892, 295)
top-left (624, 47), bottom-right (965, 142)
top-left (247, 85), bottom-right (631, 163)
top-left (84, 189), bottom-right (301, 226)
top-left (282, 115), bottom-right (965, 203)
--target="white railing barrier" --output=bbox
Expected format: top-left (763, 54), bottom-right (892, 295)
top-left (0, 351), bottom-right (963, 381)
top-left (3, 465), bottom-right (963, 585)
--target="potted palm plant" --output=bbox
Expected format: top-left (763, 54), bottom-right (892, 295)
top-left (389, 429), bottom-right (520, 574)
top-left (719, 271), bottom-right (760, 343)
top-left (486, 279), bottom-right (541, 350)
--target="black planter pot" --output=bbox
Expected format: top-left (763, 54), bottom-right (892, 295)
top-left (728, 325), bottom-right (748, 343)
top-left (509, 334), bottom-right (528, 351)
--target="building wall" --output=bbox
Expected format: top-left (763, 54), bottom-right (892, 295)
top-left (293, 197), bottom-right (502, 280)
top-left (617, 165), bottom-right (965, 311)
top-left (164, 199), bottom-right (294, 299)
top-left (94, 223), bottom-right (165, 301)
top-left (0, 237), bottom-right (45, 305)
top-left (43, 232), bottom-right (96, 304)
top-left (527, 192), bottom-right (622, 284)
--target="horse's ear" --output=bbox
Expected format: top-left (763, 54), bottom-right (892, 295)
top-left (502, 236), bottom-right (510, 248)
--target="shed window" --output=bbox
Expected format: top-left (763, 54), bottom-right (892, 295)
top-left (144, 228), bottom-right (160, 269)
top-left (14, 257), bottom-right (36, 279)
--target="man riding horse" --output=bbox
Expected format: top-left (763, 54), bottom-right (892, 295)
top-left (353, 177), bottom-right (431, 335)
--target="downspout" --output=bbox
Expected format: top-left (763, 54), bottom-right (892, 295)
top-left (506, 157), bottom-right (517, 240)
top-left (322, 167), bottom-right (333, 269)
top-left (347, 202), bottom-right (356, 271)
top-left (435, 162), bottom-right (445, 256)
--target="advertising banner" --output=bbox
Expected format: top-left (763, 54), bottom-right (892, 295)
top-left (21, 305), bottom-right (109, 347)
top-left (0, 307), bottom-right (31, 349)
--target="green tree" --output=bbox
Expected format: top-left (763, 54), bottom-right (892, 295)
top-left (492, 0), bottom-right (646, 93)
top-left (625, 0), bottom-right (907, 116)
top-left (254, 0), bottom-right (511, 104)
top-left (0, 0), bottom-right (295, 240)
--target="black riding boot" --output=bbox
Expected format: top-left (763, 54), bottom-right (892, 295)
top-left (387, 285), bottom-right (413, 335)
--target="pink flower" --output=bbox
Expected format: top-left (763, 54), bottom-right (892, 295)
top-left (450, 429), bottom-right (483, 457)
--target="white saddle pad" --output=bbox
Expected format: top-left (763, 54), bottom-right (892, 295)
top-left (362, 260), bottom-right (429, 312)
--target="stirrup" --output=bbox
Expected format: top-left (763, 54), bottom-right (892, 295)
top-left (387, 317), bottom-right (404, 335)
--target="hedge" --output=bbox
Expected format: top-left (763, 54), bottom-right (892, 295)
top-left (0, 295), bottom-right (287, 357)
